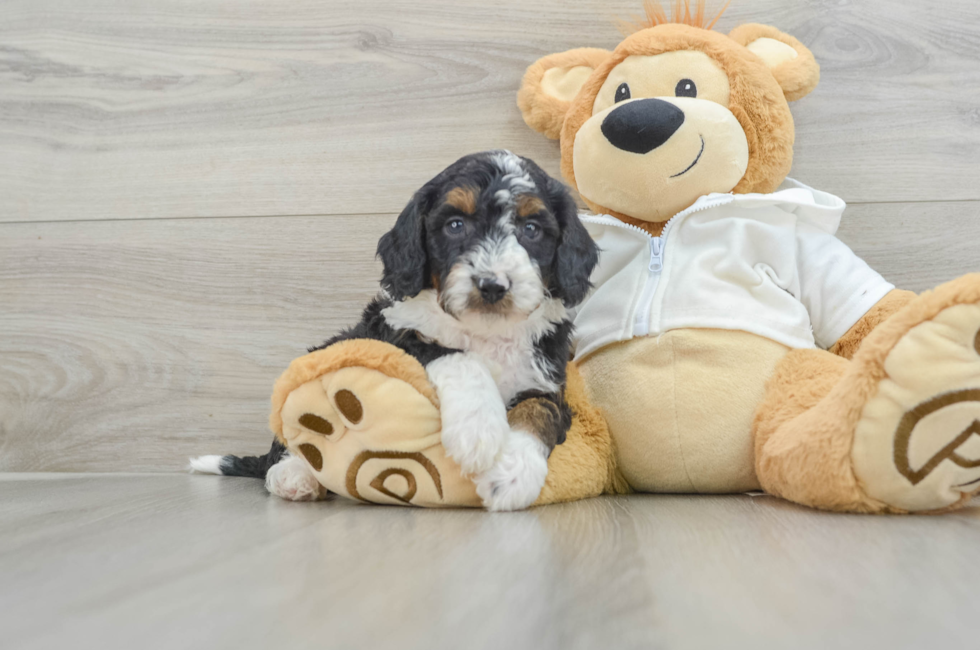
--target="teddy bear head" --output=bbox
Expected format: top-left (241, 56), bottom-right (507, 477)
top-left (518, 1), bottom-right (820, 231)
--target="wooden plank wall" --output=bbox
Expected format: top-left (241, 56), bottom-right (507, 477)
top-left (2, 0), bottom-right (979, 471)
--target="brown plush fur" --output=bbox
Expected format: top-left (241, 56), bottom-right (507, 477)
top-left (614, 214), bottom-right (668, 237)
top-left (755, 274), bottom-right (980, 514)
top-left (753, 349), bottom-right (883, 513)
top-left (728, 23), bottom-right (820, 102)
top-left (517, 48), bottom-right (613, 141)
top-left (829, 289), bottom-right (917, 360)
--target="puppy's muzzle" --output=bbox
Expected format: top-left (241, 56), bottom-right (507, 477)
top-left (601, 98), bottom-right (685, 154)
top-left (476, 276), bottom-right (509, 305)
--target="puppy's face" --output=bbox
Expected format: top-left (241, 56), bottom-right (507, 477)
top-left (428, 155), bottom-right (562, 320)
top-left (378, 151), bottom-right (598, 322)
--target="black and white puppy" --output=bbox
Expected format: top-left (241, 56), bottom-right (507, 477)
top-left (192, 150), bottom-right (598, 511)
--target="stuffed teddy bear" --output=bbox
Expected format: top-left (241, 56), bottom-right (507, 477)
top-left (270, 2), bottom-right (980, 513)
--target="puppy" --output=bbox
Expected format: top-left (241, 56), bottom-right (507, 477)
top-left (191, 151), bottom-right (598, 511)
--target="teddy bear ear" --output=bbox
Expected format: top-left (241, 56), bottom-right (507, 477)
top-left (517, 48), bottom-right (611, 139)
top-left (729, 23), bottom-right (820, 101)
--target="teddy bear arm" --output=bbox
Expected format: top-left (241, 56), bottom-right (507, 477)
top-left (828, 289), bottom-right (917, 360)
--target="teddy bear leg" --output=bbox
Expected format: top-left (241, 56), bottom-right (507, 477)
top-left (752, 349), bottom-right (878, 512)
top-left (533, 362), bottom-right (627, 506)
top-left (756, 274), bottom-right (980, 513)
top-left (271, 339), bottom-right (482, 508)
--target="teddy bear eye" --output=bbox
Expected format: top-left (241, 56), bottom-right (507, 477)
top-left (675, 78), bottom-right (697, 98)
top-left (614, 82), bottom-right (631, 103)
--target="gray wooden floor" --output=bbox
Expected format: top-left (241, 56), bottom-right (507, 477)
top-left (2, 1), bottom-right (980, 647)
top-left (3, 474), bottom-right (979, 650)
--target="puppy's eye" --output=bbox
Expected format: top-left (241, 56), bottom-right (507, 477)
top-left (521, 222), bottom-right (541, 241)
top-left (675, 78), bottom-right (697, 98)
top-left (444, 218), bottom-right (465, 235)
top-left (614, 82), bottom-right (631, 103)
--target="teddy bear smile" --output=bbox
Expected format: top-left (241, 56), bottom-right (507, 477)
top-left (669, 135), bottom-right (705, 178)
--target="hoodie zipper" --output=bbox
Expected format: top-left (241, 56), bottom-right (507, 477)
top-left (632, 236), bottom-right (663, 337)
top-left (581, 195), bottom-right (735, 338)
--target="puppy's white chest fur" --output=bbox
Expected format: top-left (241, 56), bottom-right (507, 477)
top-left (464, 329), bottom-right (549, 403)
top-left (382, 290), bottom-right (564, 403)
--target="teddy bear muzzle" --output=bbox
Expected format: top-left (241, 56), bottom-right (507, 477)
top-left (600, 98), bottom-right (685, 154)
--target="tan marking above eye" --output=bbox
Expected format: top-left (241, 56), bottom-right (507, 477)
top-left (444, 186), bottom-right (477, 215)
top-left (516, 195), bottom-right (546, 218)
top-left (592, 50), bottom-right (731, 115)
top-left (299, 413), bottom-right (333, 436)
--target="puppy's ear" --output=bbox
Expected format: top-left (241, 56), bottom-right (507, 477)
top-left (377, 191), bottom-right (430, 301)
top-left (548, 177), bottom-right (598, 307)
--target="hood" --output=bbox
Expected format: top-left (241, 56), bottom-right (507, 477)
top-left (700, 177), bottom-right (846, 235)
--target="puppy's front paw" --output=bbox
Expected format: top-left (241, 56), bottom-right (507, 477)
top-left (427, 352), bottom-right (509, 476)
top-left (265, 455), bottom-right (326, 502)
top-left (475, 430), bottom-right (549, 512)
top-left (442, 418), bottom-right (507, 477)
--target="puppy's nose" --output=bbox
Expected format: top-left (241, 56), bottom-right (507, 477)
top-left (476, 277), bottom-right (508, 304)
top-left (601, 98), bottom-right (685, 155)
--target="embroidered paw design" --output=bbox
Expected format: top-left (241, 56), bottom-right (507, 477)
top-left (277, 364), bottom-right (480, 508)
top-left (852, 304), bottom-right (980, 511)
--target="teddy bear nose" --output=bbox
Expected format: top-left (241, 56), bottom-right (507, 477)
top-left (601, 98), bottom-right (685, 155)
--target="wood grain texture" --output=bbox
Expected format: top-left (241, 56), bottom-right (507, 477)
top-left (0, 214), bottom-right (391, 471)
top-left (2, 0), bottom-right (979, 223)
top-left (1, 475), bottom-right (978, 650)
top-left (1, 201), bottom-right (978, 472)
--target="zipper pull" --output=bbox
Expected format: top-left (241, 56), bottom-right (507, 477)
top-left (649, 237), bottom-right (663, 272)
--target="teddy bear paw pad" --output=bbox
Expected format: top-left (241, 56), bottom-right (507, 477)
top-left (852, 303), bottom-right (980, 512)
top-left (279, 365), bottom-right (483, 507)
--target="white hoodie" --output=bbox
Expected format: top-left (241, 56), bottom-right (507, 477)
top-left (573, 179), bottom-right (894, 361)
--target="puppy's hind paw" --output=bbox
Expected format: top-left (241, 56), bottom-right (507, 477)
top-left (475, 430), bottom-right (549, 512)
top-left (265, 455), bottom-right (327, 502)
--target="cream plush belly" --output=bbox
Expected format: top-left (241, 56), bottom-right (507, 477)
top-left (578, 329), bottom-right (790, 493)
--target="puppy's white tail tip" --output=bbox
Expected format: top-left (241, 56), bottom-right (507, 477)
top-left (188, 455), bottom-right (225, 475)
